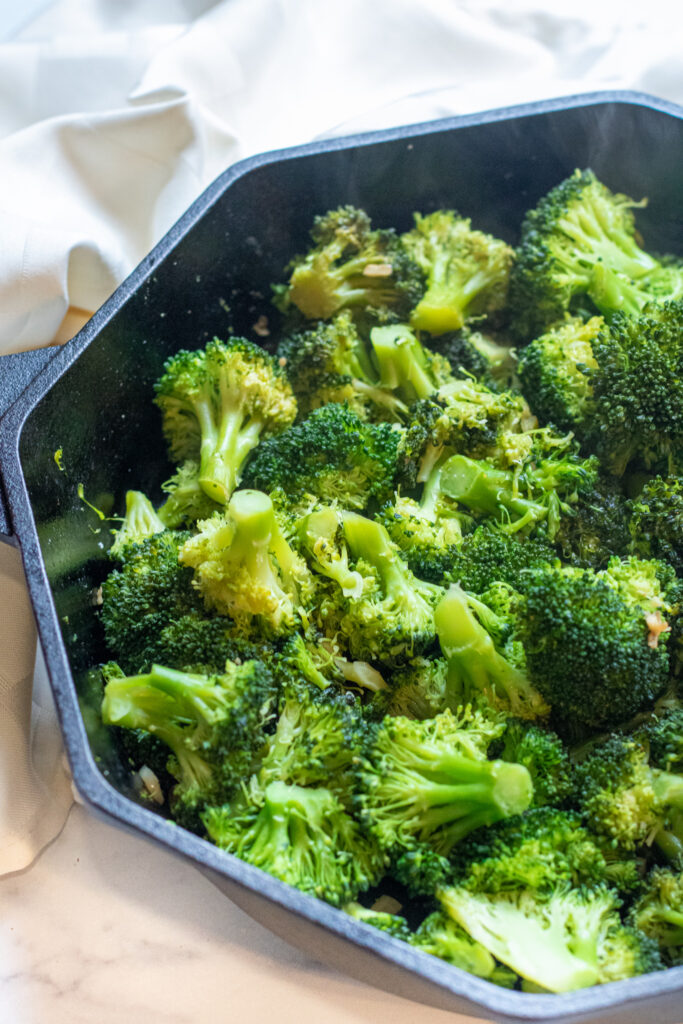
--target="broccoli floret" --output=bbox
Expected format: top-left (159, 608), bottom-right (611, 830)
top-left (337, 512), bottom-right (443, 665)
top-left (203, 780), bottom-right (387, 907)
top-left (588, 303), bottom-right (683, 476)
top-left (402, 210), bottom-right (513, 335)
top-left (553, 473), bottom-right (631, 569)
top-left (179, 490), bottom-right (315, 637)
top-left (648, 707), bottom-right (683, 774)
top-left (451, 808), bottom-right (618, 896)
top-left (630, 868), bottom-right (683, 965)
top-left (377, 493), bottom-right (466, 584)
top-left (517, 316), bottom-right (601, 434)
top-left (277, 205), bottom-right (424, 323)
top-left (101, 659), bottom-right (276, 829)
top-left (390, 843), bottom-right (452, 898)
top-left (435, 584), bottom-right (549, 721)
top-left (439, 444), bottom-right (598, 542)
top-left (629, 475), bottom-right (683, 575)
top-left (439, 882), bottom-right (662, 992)
top-left (140, 615), bottom-right (273, 675)
top-left (447, 524), bottom-right (557, 594)
top-left (355, 708), bottom-right (532, 856)
top-left (369, 323), bottom-right (452, 404)
top-left (508, 169), bottom-right (669, 340)
top-left (343, 901), bottom-right (412, 942)
top-left (154, 336), bottom-right (297, 504)
top-left (243, 403), bottom-right (402, 511)
top-left (373, 656), bottom-right (451, 720)
top-left (410, 911), bottom-right (507, 980)
top-left (157, 460), bottom-right (221, 528)
top-left (109, 490), bottom-right (167, 559)
top-left (493, 720), bottom-right (573, 808)
top-left (100, 530), bottom-right (204, 674)
top-left (521, 558), bottom-right (676, 733)
top-left (270, 631), bottom-right (343, 692)
top-left (275, 312), bottom-right (408, 421)
top-left (575, 733), bottom-right (683, 857)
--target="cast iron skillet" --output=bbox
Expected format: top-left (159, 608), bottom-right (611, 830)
top-left (2, 91), bottom-right (683, 1024)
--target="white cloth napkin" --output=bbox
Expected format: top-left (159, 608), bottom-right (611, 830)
top-left (3, 0), bottom-right (683, 873)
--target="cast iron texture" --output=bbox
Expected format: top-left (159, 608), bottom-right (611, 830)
top-left (2, 91), bottom-right (683, 1022)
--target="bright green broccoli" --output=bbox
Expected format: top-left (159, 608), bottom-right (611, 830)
top-left (439, 882), bottom-right (661, 993)
top-left (276, 205), bottom-right (424, 323)
top-left (109, 490), bottom-right (166, 559)
top-left (203, 780), bottom-right (387, 907)
top-left (630, 868), bottom-right (683, 966)
top-left (447, 523), bottom-right (557, 594)
top-left (508, 169), bottom-right (682, 340)
top-left (552, 473), bottom-right (631, 569)
top-left (343, 901), bottom-right (412, 941)
top-left (355, 707), bottom-right (532, 856)
top-left (410, 910), bottom-right (515, 984)
top-left (101, 659), bottom-right (276, 829)
top-left (179, 489), bottom-right (315, 636)
top-left (402, 210), bottom-right (513, 335)
top-left (492, 720), bottom-right (573, 808)
top-left (629, 474), bottom-right (683, 575)
top-left (154, 336), bottom-right (297, 504)
top-left (156, 460), bottom-right (221, 528)
top-left (242, 403), bottom-right (403, 511)
top-left (369, 323), bottom-right (452, 404)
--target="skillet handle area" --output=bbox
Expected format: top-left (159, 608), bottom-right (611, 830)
top-left (0, 347), bottom-right (60, 540)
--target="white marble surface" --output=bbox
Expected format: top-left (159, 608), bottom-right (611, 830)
top-left (0, 802), bottom-right (484, 1024)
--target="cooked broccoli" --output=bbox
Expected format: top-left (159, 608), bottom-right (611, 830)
top-left (377, 492), bottom-right (466, 584)
top-left (410, 911), bottom-right (512, 982)
top-left (402, 210), bottom-right (513, 335)
top-left (439, 882), bottom-right (661, 992)
top-left (371, 656), bottom-right (451, 721)
top-left (179, 489), bottom-right (315, 636)
top-left (275, 312), bottom-right (408, 421)
top-left (429, 327), bottom-right (518, 390)
top-left (337, 512), bottom-right (443, 665)
top-left (109, 490), bottom-right (167, 559)
top-left (243, 403), bottom-right (402, 510)
top-left (369, 323), bottom-right (452, 404)
top-left (575, 733), bottom-right (683, 858)
top-left (101, 659), bottom-right (276, 828)
top-left (493, 720), bottom-right (573, 808)
top-left (100, 530), bottom-right (204, 675)
top-left (276, 205), bottom-right (424, 322)
top-left (157, 460), bottom-right (221, 528)
top-left (517, 316), bottom-right (601, 434)
top-left (203, 780), bottom-right (386, 907)
top-left (435, 583), bottom-right (549, 721)
top-left (508, 169), bottom-right (681, 340)
top-left (154, 336), bottom-right (297, 504)
top-left (447, 523), bottom-right (557, 594)
top-left (521, 558), bottom-right (676, 733)
top-left (343, 901), bottom-right (412, 941)
top-left (630, 868), bottom-right (683, 965)
top-left (141, 614), bottom-right (274, 676)
top-left (552, 473), bottom-right (631, 569)
top-left (630, 475), bottom-right (683, 575)
top-left (355, 708), bottom-right (532, 856)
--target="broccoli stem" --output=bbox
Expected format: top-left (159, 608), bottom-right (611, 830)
top-left (370, 325), bottom-right (437, 402)
top-left (341, 511), bottom-right (437, 609)
top-left (412, 266), bottom-right (498, 335)
top-left (439, 454), bottom-right (547, 529)
top-left (196, 401), bottom-right (263, 504)
top-left (435, 584), bottom-right (546, 719)
top-left (227, 489), bottom-right (292, 608)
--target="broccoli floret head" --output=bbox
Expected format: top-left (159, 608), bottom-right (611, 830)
top-left (376, 493), bottom-right (466, 585)
top-left (410, 911), bottom-right (507, 980)
top-left (154, 336), bottom-right (297, 504)
top-left (517, 315), bottom-right (601, 435)
top-left (429, 327), bottom-right (518, 391)
top-left (493, 720), bottom-right (573, 808)
top-left (179, 490), bottom-right (315, 637)
top-left (101, 659), bottom-right (276, 828)
top-left (508, 169), bottom-right (661, 341)
top-left (520, 558), bottom-right (676, 733)
top-left (243, 403), bottom-right (402, 511)
top-left (630, 868), bottom-right (683, 965)
top-left (402, 210), bottom-right (513, 335)
top-left (277, 205), bottom-right (424, 323)
top-left (157, 460), bottom-right (221, 528)
top-left (447, 523), bottom-right (558, 594)
top-left (100, 530), bottom-right (204, 674)
top-left (629, 474), bottom-right (683, 575)
top-left (355, 708), bottom-right (532, 856)
top-left (203, 780), bottom-right (387, 907)
top-left (553, 473), bottom-right (631, 569)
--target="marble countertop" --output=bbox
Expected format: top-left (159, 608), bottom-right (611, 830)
top-left (1, 801), bottom-right (484, 1024)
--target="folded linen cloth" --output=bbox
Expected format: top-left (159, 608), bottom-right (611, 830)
top-left (2, 0), bottom-right (683, 874)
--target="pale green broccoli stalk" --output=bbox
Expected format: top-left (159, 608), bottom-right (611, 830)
top-left (154, 336), bottom-right (297, 504)
top-left (109, 490), bottom-right (166, 559)
top-left (435, 584), bottom-right (549, 721)
top-left (369, 324), bottom-right (452, 404)
top-left (402, 210), bottom-right (513, 335)
top-left (179, 489), bottom-right (314, 636)
top-left (355, 708), bottom-right (532, 855)
top-left (343, 901), bottom-right (412, 941)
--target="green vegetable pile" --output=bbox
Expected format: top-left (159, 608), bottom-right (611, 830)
top-left (96, 175), bottom-right (683, 994)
